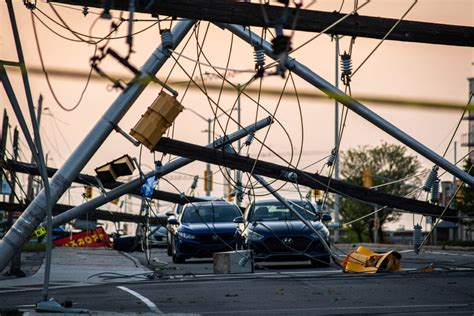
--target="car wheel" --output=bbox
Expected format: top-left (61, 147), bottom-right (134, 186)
top-left (311, 256), bottom-right (330, 267)
top-left (171, 237), bottom-right (185, 263)
top-left (172, 253), bottom-right (185, 264)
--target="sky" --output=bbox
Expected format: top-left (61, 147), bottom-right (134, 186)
top-left (0, 0), bottom-right (473, 232)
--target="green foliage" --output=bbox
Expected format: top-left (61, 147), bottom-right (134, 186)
top-left (456, 158), bottom-right (473, 215)
top-left (21, 242), bottom-right (47, 252)
top-left (339, 142), bottom-right (422, 242)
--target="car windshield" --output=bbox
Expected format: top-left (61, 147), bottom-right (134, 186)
top-left (249, 200), bottom-right (317, 221)
top-left (181, 204), bottom-right (241, 223)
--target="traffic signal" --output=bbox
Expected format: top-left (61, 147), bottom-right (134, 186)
top-left (84, 186), bottom-right (93, 199)
top-left (95, 154), bottom-right (135, 184)
top-left (228, 183), bottom-right (233, 202)
top-left (362, 167), bottom-right (373, 188)
top-left (130, 92), bottom-right (184, 150)
top-left (455, 180), bottom-right (465, 204)
top-left (312, 189), bottom-right (321, 201)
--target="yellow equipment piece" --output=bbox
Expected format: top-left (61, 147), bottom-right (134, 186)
top-left (342, 245), bottom-right (401, 273)
top-left (130, 91), bottom-right (184, 150)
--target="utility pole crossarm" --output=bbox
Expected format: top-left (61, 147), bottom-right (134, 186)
top-left (0, 202), bottom-right (169, 225)
top-left (0, 159), bottom-right (202, 204)
top-left (155, 137), bottom-right (459, 221)
top-left (49, 0), bottom-right (474, 47)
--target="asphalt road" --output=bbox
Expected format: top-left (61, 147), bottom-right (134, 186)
top-left (1, 247), bottom-right (474, 315)
top-left (1, 271), bottom-right (474, 315)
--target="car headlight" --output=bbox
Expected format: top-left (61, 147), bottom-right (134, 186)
top-left (247, 230), bottom-right (264, 242)
top-left (311, 230), bottom-right (329, 240)
top-left (177, 231), bottom-right (196, 240)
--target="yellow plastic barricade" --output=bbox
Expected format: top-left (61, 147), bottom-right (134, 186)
top-left (342, 245), bottom-right (401, 273)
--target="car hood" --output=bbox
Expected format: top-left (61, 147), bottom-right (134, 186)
top-left (179, 222), bottom-right (237, 234)
top-left (250, 220), bottom-right (329, 238)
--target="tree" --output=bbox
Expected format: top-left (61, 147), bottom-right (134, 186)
top-left (456, 158), bottom-right (473, 230)
top-left (339, 142), bottom-right (422, 242)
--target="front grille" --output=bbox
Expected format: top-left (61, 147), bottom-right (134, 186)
top-left (154, 235), bottom-right (164, 241)
top-left (262, 236), bottom-right (314, 253)
top-left (196, 233), bottom-right (236, 243)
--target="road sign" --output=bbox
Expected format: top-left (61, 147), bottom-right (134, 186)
top-left (1, 179), bottom-right (12, 195)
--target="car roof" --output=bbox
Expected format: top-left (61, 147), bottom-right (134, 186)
top-left (252, 199), bottom-right (312, 205)
top-left (184, 200), bottom-right (237, 207)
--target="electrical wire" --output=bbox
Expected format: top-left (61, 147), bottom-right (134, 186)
top-left (191, 32), bottom-right (304, 194)
top-left (440, 93), bottom-right (473, 158)
top-left (31, 13), bottom-right (95, 112)
top-left (351, 0), bottom-right (418, 77)
top-left (170, 51), bottom-right (255, 74)
top-left (290, 0), bottom-right (371, 54)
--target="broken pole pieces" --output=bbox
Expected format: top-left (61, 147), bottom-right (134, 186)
top-left (155, 137), bottom-right (458, 221)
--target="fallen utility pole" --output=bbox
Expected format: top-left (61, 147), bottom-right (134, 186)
top-left (0, 20), bottom-right (196, 272)
top-left (223, 23), bottom-right (474, 187)
top-left (49, 116), bottom-right (273, 229)
top-left (1, 159), bottom-right (204, 205)
top-left (50, 0), bottom-right (474, 47)
top-left (155, 137), bottom-right (459, 222)
top-left (0, 202), bottom-right (174, 226)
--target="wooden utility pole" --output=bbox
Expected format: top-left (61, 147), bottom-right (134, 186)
top-left (51, 0), bottom-right (474, 47)
top-left (155, 137), bottom-right (459, 220)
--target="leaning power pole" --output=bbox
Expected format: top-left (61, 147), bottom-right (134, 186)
top-left (0, 19), bottom-right (196, 271)
top-left (5, 127), bottom-right (24, 277)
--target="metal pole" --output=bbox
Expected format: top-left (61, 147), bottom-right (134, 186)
top-left (454, 141), bottom-right (462, 241)
top-left (4, 2), bottom-right (52, 293)
top-left (469, 78), bottom-right (474, 161)
top-left (0, 109), bottom-right (8, 205)
top-left (221, 23), bottom-right (474, 187)
top-left (236, 84), bottom-right (242, 207)
top-left (0, 20), bottom-right (195, 272)
top-left (6, 128), bottom-right (24, 277)
top-left (49, 117), bottom-right (273, 228)
top-left (26, 95), bottom-right (43, 201)
top-left (206, 118), bottom-right (211, 196)
top-left (334, 36), bottom-right (340, 243)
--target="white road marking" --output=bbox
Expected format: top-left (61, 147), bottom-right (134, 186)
top-left (117, 286), bottom-right (162, 314)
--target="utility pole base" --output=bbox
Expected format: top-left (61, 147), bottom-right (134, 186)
top-left (36, 298), bottom-right (89, 313)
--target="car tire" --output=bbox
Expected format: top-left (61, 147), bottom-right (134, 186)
top-left (311, 256), bottom-right (331, 267)
top-left (171, 237), bottom-right (185, 263)
top-left (172, 253), bottom-right (185, 264)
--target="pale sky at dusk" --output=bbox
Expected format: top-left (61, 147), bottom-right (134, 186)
top-left (1, 0), bottom-right (473, 230)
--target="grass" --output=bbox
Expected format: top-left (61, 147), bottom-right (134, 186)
top-left (21, 242), bottom-right (48, 252)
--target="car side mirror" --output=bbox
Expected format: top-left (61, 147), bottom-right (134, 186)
top-left (165, 210), bottom-right (176, 217)
top-left (321, 214), bottom-right (332, 222)
top-left (168, 218), bottom-right (179, 225)
top-left (233, 216), bottom-right (244, 224)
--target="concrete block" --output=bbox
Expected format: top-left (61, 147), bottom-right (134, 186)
top-left (213, 250), bottom-right (254, 274)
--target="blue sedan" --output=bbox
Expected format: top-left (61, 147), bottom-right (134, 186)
top-left (236, 199), bottom-right (331, 266)
top-left (167, 201), bottom-right (242, 263)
